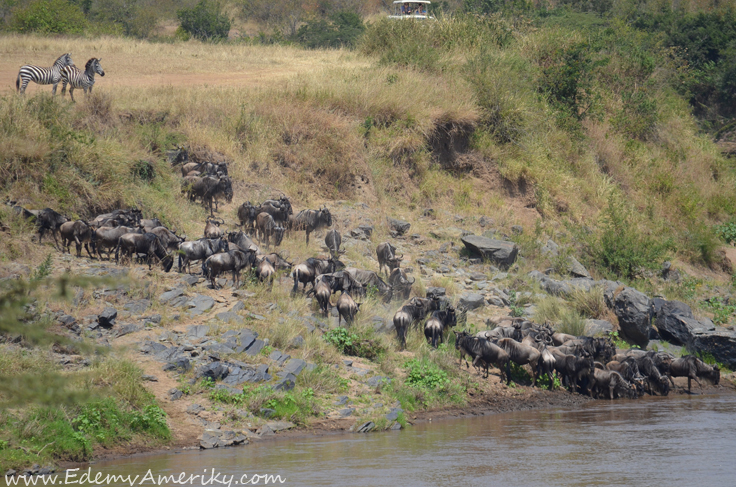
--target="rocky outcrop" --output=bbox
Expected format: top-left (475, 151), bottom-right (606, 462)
top-left (387, 217), bottom-right (410, 236)
top-left (690, 331), bottom-right (736, 370)
top-left (654, 300), bottom-right (702, 346)
top-left (461, 236), bottom-right (518, 269)
top-left (609, 287), bottom-right (652, 348)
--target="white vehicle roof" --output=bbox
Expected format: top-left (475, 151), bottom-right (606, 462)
top-left (393, 0), bottom-right (431, 4)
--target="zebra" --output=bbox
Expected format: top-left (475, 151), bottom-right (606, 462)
top-left (16, 53), bottom-right (74, 95)
top-left (60, 58), bottom-right (105, 102)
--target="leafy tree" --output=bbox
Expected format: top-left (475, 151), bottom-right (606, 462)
top-left (293, 11), bottom-right (365, 49)
top-left (177, 0), bottom-right (230, 41)
top-left (10, 0), bottom-right (88, 34)
top-left (90, 0), bottom-right (158, 38)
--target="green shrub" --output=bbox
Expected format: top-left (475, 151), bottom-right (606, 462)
top-left (293, 12), bottom-right (365, 49)
top-left (10, 0), bottom-right (88, 34)
top-left (177, 0), bottom-right (230, 41)
top-left (403, 358), bottom-right (449, 389)
top-left (323, 327), bottom-right (384, 360)
top-left (715, 221), bottom-right (736, 245)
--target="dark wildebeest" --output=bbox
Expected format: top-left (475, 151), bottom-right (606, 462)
top-left (59, 220), bottom-right (95, 258)
top-left (376, 242), bottom-right (402, 276)
top-left (313, 274), bottom-right (335, 316)
top-left (549, 347), bottom-right (595, 393)
top-left (150, 226), bottom-right (184, 252)
top-left (202, 249), bottom-right (255, 289)
top-left (36, 208), bottom-right (68, 249)
top-left (424, 306), bottom-right (457, 348)
top-left (185, 175), bottom-right (233, 215)
top-left (497, 338), bottom-right (542, 386)
top-left (454, 331), bottom-right (510, 382)
top-left (291, 257), bottom-right (344, 294)
top-left (337, 291), bottom-right (360, 326)
top-left (325, 229), bottom-right (342, 255)
top-left (345, 268), bottom-right (393, 302)
top-left (392, 296), bottom-right (440, 349)
top-left (255, 198), bottom-right (292, 225)
top-left (90, 208), bottom-right (141, 229)
top-left (204, 217), bottom-right (224, 239)
top-left (177, 238), bottom-right (229, 274)
top-left (264, 252), bottom-right (292, 271)
top-left (667, 355), bottom-right (720, 394)
top-left (565, 337), bottom-right (616, 363)
top-left (115, 233), bottom-right (173, 271)
top-left (293, 207), bottom-right (332, 244)
top-left (237, 202), bottom-right (259, 230)
top-left (388, 268), bottom-right (414, 300)
top-left (255, 212), bottom-right (285, 249)
top-left (318, 271), bottom-right (364, 297)
top-left (590, 369), bottom-right (636, 400)
top-left (630, 354), bottom-right (670, 396)
top-left (552, 332), bottom-right (577, 346)
top-left (94, 225), bottom-right (142, 260)
top-left (227, 231), bottom-right (259, 253)
top-left (140, 218), bottom-right (164, 233)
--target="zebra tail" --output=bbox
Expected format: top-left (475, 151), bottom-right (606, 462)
top-left (16, 73), bottom-right (20, 92)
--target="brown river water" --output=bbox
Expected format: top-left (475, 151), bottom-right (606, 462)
top-left (88, 393), bottom-right (736, 487)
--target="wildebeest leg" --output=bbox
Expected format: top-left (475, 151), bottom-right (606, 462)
top-left (305, 229), bottom-right (311, 245)
top-left (505, 361), bottom-right (512, 385)
top-left (609, 384), bottom-right (615, 400)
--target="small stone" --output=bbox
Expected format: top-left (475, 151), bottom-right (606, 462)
top-left (187, 325), bottom-right (209, 338)
top-left (98, 307), bottom-right (117, 328)
top-left (356, 421), bottom-right (375, 433)
top-left (289, 336), bottom-right (305, 348)
top-left (168, 388), bottom-right (183, 401)
top-left (159, 288), bottom-right (184, 304)
top-left (338, 408), bottom-right (355, 418)
top-left (187, 403), bottom-right (205, 414)
top-left (141, 374), bottom-right (158, 382)
top-left (511, 225), bottom-right (523, 235)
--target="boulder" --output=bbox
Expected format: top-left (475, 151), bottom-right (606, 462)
top-left (566, 257), bottom-right (591, 279)
top-left (159, 288), bottom-right (184, 304)
top-left (188, 295), bottom-right (215, 316)
top-left (387, 217), bottom-right (411, 236)
top-left (187, 324), bottom-right (209, 338)
top-left (654, 300), bottom-right (700, 346)
top-left (690, 330), bottom-right (736, 370)
top-left (585, 319), bottom-right (614, 335)
top-left (461, 236), bottom-right (518, 269)
top-left (541, 239), bottom-right (559, 257)
top-left (283, 358), bottom-right (307, 376)
top-left (197, 362), bottom-right (229, 381)
top-left (611, 287), bottom-right (652, 348)
top-left (458, 293), bottom-right (485, 311)
top-left (98, 307), bottom-right (117, 328)
top-left (272, 376), bottom-right (295, 391)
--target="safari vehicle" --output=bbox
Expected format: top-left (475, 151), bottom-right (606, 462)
top-left (388, 0), bottom-right (434, 19)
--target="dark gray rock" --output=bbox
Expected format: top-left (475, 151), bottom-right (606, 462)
top-left (390, 422), bottom-right (402, 430)
top-left (269, 350), bottom-right (283, 362)
top-left (337, 408), bottom-right (355, 418)
top-left (366, 376), bottom-right (391, 388)
top-left (385, 407), bottom-right (403, 422)
top-left (611, 287), bottom-right (652, 348)
top-left (290, 336), bottom-right (305, 348)
top-left (204, 343), bottom-right (235, 355)
top-left (458, 293), bottom-right (485, 310)
top-left (511, 225), bottom-right (523, 235)
top-left (163, 357), bottom-right (191, 372)
top-left (359, 225), bottom-right (374, 237)
top-left (387, 217), bottom-right (411, 236)
top-left (283, 358), bottom-right (307, 376)
top-left (461, 236), bottom-right (518, 269)
top-left (187, 403), bottom-right (205, 414)
top-left (272, 376), bottom-right (295, 391)
top-left (245, 339), bottom-right (265, 356)
top-left (585, 319), bottom-right (614, 335)
top-left (426, 287), bottom-right (446, 299)
top-left (478, 216), bottom-right (494, 227)
top-left (168, 388), bottom-right (183, 401)
top-left (198, 362), bottom-right (229, 381)
top-left (159, 288), bottom-right (184, 304)
top-left (334, 396), bottom-right (349, 406)
top-left (690, 330), bottom-right (736, 370)
top-left (566, 257), bottom-right (591, 279)
top-left (123, 299), bottom-right (151, 315)
top-left (98, 307), bottom-right (117, 328)
top-left (58, 314), bottom-right (76, 327)
top-left (654, 300), bottom-right (700, 346)
top-left (215, 311), bottom-right (244, 325)
top-left (188, 295), bottom-right (215, 316)
top-left (236, 335), bottom-right (257, 353)
top-left (231, 300), bottom-right (246, 312)
top-left (187, 324), bottom-right (209, 338)
top-left (181, 275), bottom-right (199, 286)
top-left (114, 323), bottom-right (141, 338)
top-left (356, 421), bottom-right (375, 433)
top-left (200, 431), bottom-right (220, 449)
top-left (541, 239), bottom-right (559, 257)
top-left (141, 374), bottom-right (158, 382)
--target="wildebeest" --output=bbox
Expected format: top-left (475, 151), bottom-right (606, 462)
top-left (94, 225), bottom-right (142, 260)
top-left (150, 226), bottom-right (184, 252)
top-left (90, 208), bottom-right (141, 228)
top-left (318, 271), bottom-right (364, 297)
top-left (293, 207), bottom-right (332, 244)
top-left (630, 354), bottom-right (670, 396)
top-left (549, 347), bottom-right (595, 393)
top-left (454, 331), bottom-right (510, 382)
top-left (590, 369), bottom-right (636, 400)
top-left (264, 252), bottom-right (292, 271)
top-left (227, 231), bottom-right (259, 253)
top-left (388, 268), bottom-right (414, 300)
top-left (496, 338), bottom-right (542, 386)
top-left (565, 336), bottom-right (616, 363)
top-left (204, 217), bottom-right (224, 239)
top-left (178, 238), bottom-right (229, 274)
top-left (667, 355), bottom-right (720, 394)
top-left (185, 175), bottom-right (233, 215)
top-left (255, 212), bottom-right (285, 249)
top-left (139, 218), bottom-right (163, 233)
top-left (202, 249), bottom-right (255, 289)
top-left (256, 198), bottom-right (292, 225)
top-left (325, 229), bottom-right (342, 255)
top-left (291, 257), bottom-right (344, 293)
top-left (36, 208), bottom-right (68, 249)
top-left (59, 220), bottom-right (95, 258)
top-left (552, 332), bottom-right (577, 346)
top-left (255, 256), bottom-right (276, 288)
top-left (5, 200), bottom-right (39, 221)
top-left (115, 233), bottom-right (173, 271)
top-left (424, 306), bottom-right (457, 348)
top-left (237, 202), bottom-right (258, 230)
top-left (336, 291), bottom-right (361, 326)
top-left (313, 274), bottom-right (334, 316)
top-left (345, 268), bottom-right (393, 302)
top-left (393, 296), bottom-right (440, 349)
top-left (376, 242), bottom-right (402, 276)
top-left (181, 161), bottom-right (228, 178)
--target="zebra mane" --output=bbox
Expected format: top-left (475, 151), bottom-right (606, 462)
top-left (53, 53), bottom-right (72, 67)
top-left (84, 58), bottom-right (98, 71)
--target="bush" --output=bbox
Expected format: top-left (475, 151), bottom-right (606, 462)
top-left (404, 358), bottom-right (449, 389)
top-left (293, 12), bottom-right (365, 49)
top-left (323, 327), bottom-right (384, 360)
top-left (177, 0), bottom-right (230, 41)
top-left (10, 0), bottom-right (88, 34)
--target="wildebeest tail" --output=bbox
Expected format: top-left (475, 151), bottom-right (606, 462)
top-left (202, 259), bottom-right (211, 280)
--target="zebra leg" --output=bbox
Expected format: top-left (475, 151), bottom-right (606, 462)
top-left (20, 79), bottom-right (30, 95)
top-left (52, 82), bottom-right (58, 96)
top-left (69, 87), bottom-right (76, 103)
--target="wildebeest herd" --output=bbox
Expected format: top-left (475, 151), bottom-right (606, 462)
top-left (5, 169), bottom-right (722, 402)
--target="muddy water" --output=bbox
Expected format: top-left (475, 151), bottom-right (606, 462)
top-left (93, 393), bottom-right (736, 487)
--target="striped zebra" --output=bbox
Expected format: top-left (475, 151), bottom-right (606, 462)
top-left (60, 58), bottom-right (105, 102)
top-left (16, 53), bottom-right (74, 95)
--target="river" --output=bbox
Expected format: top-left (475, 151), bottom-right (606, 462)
top-left (90, 392), bottom-right (736, 487)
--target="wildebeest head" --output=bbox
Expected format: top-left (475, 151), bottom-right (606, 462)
top-left (320, 206), bottom-right (332, 227)
top-left (219, 177), bottom-right (233, 203)
top-left (328, 256), bottom-right (346, 272)
top-left (273, 226), bottom-right (285, 246)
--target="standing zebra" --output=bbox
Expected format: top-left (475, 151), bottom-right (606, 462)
top-left (16, 53), bottom-right (74, 95)
top-left (60, 58), bottom-right (105, 102)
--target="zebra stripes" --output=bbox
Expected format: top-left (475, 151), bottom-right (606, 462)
top-left (60, 58), bottom-right (105, 102)
top-left (16, 53), bottom-right (74, 95)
